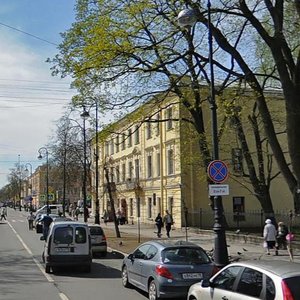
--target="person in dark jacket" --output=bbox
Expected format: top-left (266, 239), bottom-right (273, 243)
top-left (155, 213), bottom-right (163, 237)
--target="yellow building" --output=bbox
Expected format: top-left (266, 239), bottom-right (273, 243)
top-left (90, 90), bottom-right (293, 228)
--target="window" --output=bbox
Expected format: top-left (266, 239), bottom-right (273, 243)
top-left (147, 155), bottom-right (152, 178)
top-left (110, 139), bottom-right (114, 155)
top-left (147, 197), bottom-right (152, 218)
top-left (233, 197), bottom-right (245, 222)
top-left (75, 227), bottom-right (87, 243)
top-left (167, 149), bottom-right (174, 175)
top-left (134, 244), bottom-right (151, 259)
top-left (116, 165), bottom-right (120, 183)
top-left (122, 133), bottom-right (125, 150)
top-left (129, 198), bottom-right (133, 217)
top-left (54, 227), bottom-right (73, 244)
top-left (116, 136), bottom-right (119, 153)
top-left (166, 107), bottom-right (173, 130)
top-left (128, 161), bottom-right (133, 179)
top-left (213, 266), bottom-right (242, 291)
top-left (232, 148), bottom-right (243, 174)
top-left (236, 268), bottom-right (263, 298)
top-left (105, 142), bottom-right (109, 156)
top-left (122, 163), bottom-right (126, 182)
top-left (134, 159), bottom-right (140, 179)
top-left (128, 128), bottom-right (132, 147)
top-left (156, 113), bottom-right (160, 135)
top-left (156, 152), bottom-right (160, 177)
top-left (167, 197), bottom-right (173, 214)
top-left (266, 276), bottom-right (275, 300)
top-left (146, 122), bottom-right (152, 139)
top-left (134, 125), bottom-right (140, 144)
top-left (145, 245), bottom-right (158, 260)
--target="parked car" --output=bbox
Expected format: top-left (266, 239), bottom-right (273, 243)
top-left (187, 260), bottom-right (300, 300)
top-left (121, 240), bottom-right (216, 300)
top-left (88, 224), bottom-right (107, 257)
top-left (42, 221), bottom-right (92, 273)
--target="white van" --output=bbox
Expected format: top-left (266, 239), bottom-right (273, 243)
top-left (42, 221), bottom-right (92, 273)
top-left (36, 204), bottom-right (63, 215)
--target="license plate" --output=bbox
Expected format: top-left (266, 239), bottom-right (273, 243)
top-left (182, 273), bottom-right (203, 279)
top-left (55, 247), bottom-right (70, 253)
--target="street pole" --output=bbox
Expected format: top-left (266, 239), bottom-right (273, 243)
top-left (38, 147), bottom-right (49, 215)
top-left (178, 1), bottom-right (229, 267)
top-left (95, 101), bottom-right (100, 224)
top-left (81, 107), bottom-right (90, 223)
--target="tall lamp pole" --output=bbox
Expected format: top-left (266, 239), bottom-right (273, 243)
top-left (81, 106), bottom-right (90, 223)
top-left (94, 101), bottom-right (100, 224)
top-left (38, 147), bottom-right (49, 215)
top-left (178, 2), bottom-right (229, 267)
top-left (25, 163), bottom-right (33, 208)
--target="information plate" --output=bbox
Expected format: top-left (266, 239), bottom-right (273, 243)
top-left (209, 184), bottom-right (229, 196)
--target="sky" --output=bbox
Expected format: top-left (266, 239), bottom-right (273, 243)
top-left (0, 1), bottom-right (77, 188)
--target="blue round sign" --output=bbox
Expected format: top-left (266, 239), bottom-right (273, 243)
top-left (207, 160), bottom-right (229, 183)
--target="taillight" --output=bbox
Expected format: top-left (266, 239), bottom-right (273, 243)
top-left (155, 265), bottom-right (173, 279)
top-left (282, 280), bottom-right (294, 300)
top-left (102, 234), bottom-right (107, 241)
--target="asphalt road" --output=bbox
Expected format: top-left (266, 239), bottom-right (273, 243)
top-left (0, 208), bottom-right (152, 300)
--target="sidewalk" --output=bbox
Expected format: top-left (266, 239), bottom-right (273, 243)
top-left (85, 216), bottom-right (300, 263)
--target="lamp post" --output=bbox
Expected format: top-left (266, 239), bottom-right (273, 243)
top-left (25, 163), bottom-right (33, 208)
top-left (178, 2), bottom-right (229, 267)
top-left (38, 147), bottom-right (49, 215)
top-left (81, 106), bottom-right (90, 223)
top-left (94, 101), bottom-right (100, 224)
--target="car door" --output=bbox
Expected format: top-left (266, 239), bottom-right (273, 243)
top-left (230, 267), bottom-right (263, 300)
top-left (208, 266), bottom-right (242, 300)
top-left (139, 245), bottom-right (158, 290)
top-left (127, 244), bottom-right (151, 288)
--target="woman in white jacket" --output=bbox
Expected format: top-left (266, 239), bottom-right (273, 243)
top-left (263, 219), bottom-right (277, 255)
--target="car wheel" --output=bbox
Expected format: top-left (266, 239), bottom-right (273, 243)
top-left (84, 265), bottom-right (91, 273)
top-left (100, 251), bottom-right (107, 258)
top-left (45, 265), bottom-right (51, 273)
top-left (122, 266), bottom-right (131, 288)
top-left (148, 280), bottom-right (160, 300)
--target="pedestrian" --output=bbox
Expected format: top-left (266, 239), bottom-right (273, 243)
top-left (155, 213), bottom-right (163, 237)
top-left (163, 210), bottom-right (173, 238)
top-left (277, 221), bottom-right (289, 250)
top-left (103, 209), bottom-right (109, 225)
top-left (263, 219), bottom-right (277, 255)
top-left (0, 206), bottom-right (7, 221)
top-left (41, 215), bottom-right (53, 240)
top-left (27, 211), bottom-right (35, 230)
top-left (74, 206), bottom-right (80, 221)
top-left (116, 209), bottom-right (122, 225)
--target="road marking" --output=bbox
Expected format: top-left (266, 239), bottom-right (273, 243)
top-left (7, 221), bottom-right (54, 282)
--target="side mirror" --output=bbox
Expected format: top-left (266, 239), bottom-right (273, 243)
top-left (128, 254), bottom-right (134, 261)
top-left (201, 278), bottom-right (212, 288)
top-left (40, 236), bottom-right (45, 241)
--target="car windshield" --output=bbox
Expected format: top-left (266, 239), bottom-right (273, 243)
top-left (162, 247), bottom-right (211, 264)
top-left (89, 227), bottom-right (104, 235)
top-left (284, 277), bottom-right (300, 298)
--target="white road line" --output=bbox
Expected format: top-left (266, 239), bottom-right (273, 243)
top-left (7, 220), bottom-right (71, 300)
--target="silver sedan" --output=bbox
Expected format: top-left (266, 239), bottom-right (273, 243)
top-left (121, 240), bottom-right (216, 300)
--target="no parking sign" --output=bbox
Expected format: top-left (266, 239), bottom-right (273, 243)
top-left (207, 160), bottom-right (229, 183)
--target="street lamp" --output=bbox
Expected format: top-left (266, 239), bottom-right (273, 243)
top-left (38, 147), bottom-right (49, 215)
top-left (94, 101), bottom-right (100, 224)
top-left (178, 3), bottom-right (229, 267)
top-left (81, 106), bottom-right (90, 223)
top-left (25, 163), bottom-right (33, 207)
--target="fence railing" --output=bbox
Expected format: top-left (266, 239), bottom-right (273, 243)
top-left (185, 209), bottom-right (299, 232)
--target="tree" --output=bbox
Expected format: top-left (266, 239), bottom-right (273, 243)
top-left (49, 0), bottom-right (297, 214)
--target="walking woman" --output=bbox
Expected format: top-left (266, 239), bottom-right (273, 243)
top-left (155, 213), bottom-right (163, 237)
